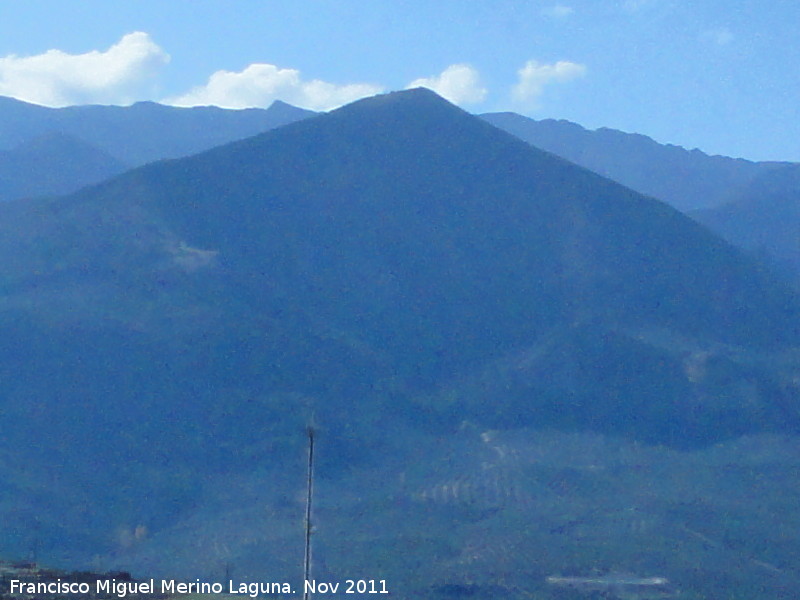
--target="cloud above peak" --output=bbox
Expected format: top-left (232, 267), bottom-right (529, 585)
top-left (407, 64), bottom-right (487, 105)
top-left (0, 33), bottom-right (583, 116)
top-left (512, 59), bottom-right (586, 108)
top-left (165, 63), bottom-right (383, 111)
top-left (0, 32), bottom-right (169, 107)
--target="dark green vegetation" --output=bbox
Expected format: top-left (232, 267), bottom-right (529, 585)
top-left (482, 111), bottom-right (787, 211)
top-left (0, 89), bottom-right (799, 598)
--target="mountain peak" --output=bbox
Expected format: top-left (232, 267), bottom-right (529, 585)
top-left (268, 99), bottom-right (302, 109)
top-left (379, 87), bottom-right (450, 102)
top-left (330, 87), bottom-right (463, 118)
top-left (264, 99), bottom-right (317, 120)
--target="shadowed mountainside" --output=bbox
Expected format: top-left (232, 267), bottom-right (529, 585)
top-left (692, 163), bottom-right (800, 287)
top-left (0, 89), bottom-right (799, 596)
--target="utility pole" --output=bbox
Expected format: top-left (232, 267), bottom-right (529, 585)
top-left (303, 425), bottom-right (315, 600)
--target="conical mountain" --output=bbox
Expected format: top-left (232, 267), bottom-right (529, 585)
top-left (61, 88), bottom-right (800, 346)
top-left (1, 89), bottom-right (799, 569)
top-left (1, 88), bottom-right (798, 440)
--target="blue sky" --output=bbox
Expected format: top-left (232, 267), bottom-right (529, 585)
top-left (1, 1), bottom-right (798, 161)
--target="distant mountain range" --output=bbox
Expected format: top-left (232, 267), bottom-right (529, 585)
top-left (482, 111), bottom-right (789, 211)
top-left (0, 132), bottom-right (127, 202)
top-left (481, 112), bottom-right (800, 287)
top-left (0, 90), bottom-right (799, 598)
top-left (0, 96), bottom-right (314, 201)
top-left (692, 164), bottom-right (800, 286)
top-left (0, 95), bottom-right (314, 166)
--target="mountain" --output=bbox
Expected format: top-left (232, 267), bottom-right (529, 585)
top-left (1, 89), bottom-right (799, 597)
top-left (481, 111), bottom-right (787, 211)
top-left (692, 164), bottom-right (800, 286)
top-left (0, 95), bottom-right (315, 166)
top-left (0, 132), bottom-right (127, 202)
top-left (2, 94), bottom-right (789, 212)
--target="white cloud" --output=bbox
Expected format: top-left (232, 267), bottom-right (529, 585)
top-left (0, 32), bottom-right (169, 107)
top-left (165, 63), bottom-right (383, 111)
top-left (542, 5), bottom-right (575, 18)
top-left (406, 64), bottom-right (487, 105)
top-left (511, 59), bottom-right (586, 108)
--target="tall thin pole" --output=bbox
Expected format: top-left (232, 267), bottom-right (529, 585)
top-left (303, 425), bottom-right (315, 600)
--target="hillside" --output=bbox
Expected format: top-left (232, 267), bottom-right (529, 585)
top-left (692, 164), bottom-right (800, 286)
top-left (1, 89), bottom-right (799, 598)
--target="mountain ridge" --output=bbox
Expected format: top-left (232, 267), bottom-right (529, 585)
top-left (0, 95), bottom-right (315, 166)
top-left (482, 111), bottom-right (790, 211)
